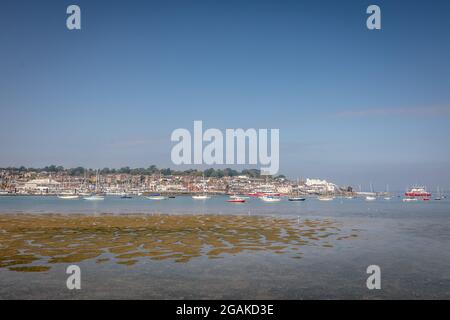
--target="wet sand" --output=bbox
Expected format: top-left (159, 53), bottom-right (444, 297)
top-left (0, 214), bottom-right (357, 272)
top-left (1, 212), bottom-right (449, 299)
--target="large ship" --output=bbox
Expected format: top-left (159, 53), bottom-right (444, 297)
top-left (405, 186), bottom-right (431, 197)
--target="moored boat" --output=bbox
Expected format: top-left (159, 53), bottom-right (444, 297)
top-left (318, 196), bottom-right (334, 201)
top-left (57, 194), bottom-right (79, 200)
top-left (146, 194), bottom-right (167, 200)
top-left (434, 187), bottom-right (443, 200)
top-left (192, 194), bottom-right (210, 200)
top-left (192, 174), bottom-right (210, 200)
top-left (83, 194), bottom-right (105, 201)
top-left (260, 196), bottom-right (281, 202)
top-left (229, 195), bottom-right (249, 199)
top-left (405, 186), bottom-right (431, 197)
top-left (383, 185), bottom-right (391, 200)
top-left (83, 170), bottom-right (104, 200)
top-left (227, 198), bottom-right (246, 203)
top-left (288, 197), bottom-right (306, 201)
top-left (289, 184), bottom-right (305, 201)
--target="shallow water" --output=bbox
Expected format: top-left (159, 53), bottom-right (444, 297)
top-left (0, 195), bottom-right (449, 299)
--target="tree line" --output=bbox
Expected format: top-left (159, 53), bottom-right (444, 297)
top-left (0, 166), bottom-right (266, 178)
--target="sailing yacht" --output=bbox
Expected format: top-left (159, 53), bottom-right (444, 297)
top-left (383, 189), bottom-right (391, 200)
top-left (318, 185), bottom-right (334, 201)
top-left (120, 177), bottom-right (133, 198)
top-left (382, 184), bottom-right (391, 200)
top-left (365, 183), bottom-right (376, 201)
top-left (288, 180), bottom-right (306, 201)
top-left (192, 174), bottom-right (210, 200)
top-left (435, 187), bottom-right (442, 200)
top-left (83, 170), bottom-right (105, 201)
top-left (56, 176), bottom-right (79, 199)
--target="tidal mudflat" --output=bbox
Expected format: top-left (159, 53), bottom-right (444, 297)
top-left (1, 207), bottom-right (449, 299)
top-left (0, 214), bottom-right (357, 271)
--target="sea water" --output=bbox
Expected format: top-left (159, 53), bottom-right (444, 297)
top-left (0, 195), bottom-right (449, 299)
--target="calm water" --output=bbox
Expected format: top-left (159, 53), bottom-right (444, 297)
top-left (0, 194), bottom-right (449, 218)
top-left (1, 195), bottom-right (450, 299)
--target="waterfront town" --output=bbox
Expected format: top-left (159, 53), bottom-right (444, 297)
top-left (0, 166), bottom-right (351, 196)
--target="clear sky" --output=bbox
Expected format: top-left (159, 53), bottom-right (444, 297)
top-left (1, 0), bottom-right (450, 190)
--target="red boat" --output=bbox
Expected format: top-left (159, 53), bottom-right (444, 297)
top-left (227, 199), bottom-right (246, 203)
top-left (405, 187), bottom-right (431, 197)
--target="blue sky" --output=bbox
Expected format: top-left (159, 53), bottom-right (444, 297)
top-left (1, 0), bottom-right (450, 190)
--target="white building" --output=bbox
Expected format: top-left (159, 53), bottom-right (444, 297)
top-left (24, 178), bottom-right (60, 193)
top-left (303, 178), bottom-right (337, 194)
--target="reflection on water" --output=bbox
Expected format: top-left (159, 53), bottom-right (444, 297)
top-left (0, 214), bottom-right (358, 272)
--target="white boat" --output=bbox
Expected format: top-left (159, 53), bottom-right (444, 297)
top-left (317, 182), bottom-right (335, 201)
top-left (58, 194), bottom-right (79, 199)
top-left (83, 195), bottom-right (105, 201)
top-left (383, 184), bottom-right (391, 200)
top-left (192, 173), bottom-right (210, 200)
top-left (146, 195), bottom-right (167, 200)
top-left (230, 195), bottom-right (249, 199)
top-left (0, 191), bottom-right (9, 195)
top-left (82, 170), bottom-right (104, 200)
top-left (403, 197), bottom-right (418, 202)
top-left (192, 195), bottom-right (211, 200)
top-left (364, 183), bottom-right (377, 201)
top-left (318, 196), bottom-right (334, 201)
top-left (435, 187), bottom-right (443, 200)
top-left (260, 196), bottom-right (281, 202)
